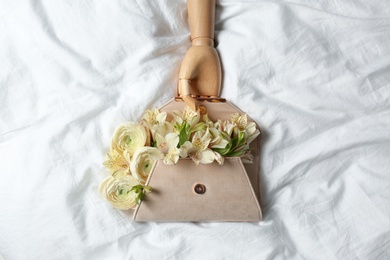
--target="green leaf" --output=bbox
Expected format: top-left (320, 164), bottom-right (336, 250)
top-left (135, 192), bottom-right (144, 205)
top-left (178, 122), bottom-right (190, 146)
top-left (131, 184), bottom-right (153, 205)
top-left (220, 131), bottom-right (231, 142)
top-left (237, 131), bottom-right (245, 145)
top-left (228, 132), bottom-right (246, 154)
top-left (189, 122), bottom-right (206, 134)
top-left (231, 137), bottom-right (239, 149)
top-left (130, 185), bottom-right (143, 193)
top-left (213, 142), bottom-right (232, 155)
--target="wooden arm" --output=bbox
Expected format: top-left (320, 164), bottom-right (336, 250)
top-left (188, 0), bottom-right (215, 46)
top-left (178, 0), bottom-right (222, 110)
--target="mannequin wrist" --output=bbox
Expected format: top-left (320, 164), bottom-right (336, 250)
top-left (191, 37), bottom-right (214, 47)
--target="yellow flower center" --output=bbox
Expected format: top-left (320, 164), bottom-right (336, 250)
top-left (150, 113), bottom-right (157, 125)
top-left (193, 138), bottom-right (205, 150)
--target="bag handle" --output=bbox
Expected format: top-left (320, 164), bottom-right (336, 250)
top-left (177, 0), bottom-right (222, 111)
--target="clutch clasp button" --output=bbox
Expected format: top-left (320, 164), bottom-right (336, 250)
top-left (194, 183), bottom-right (206, 194)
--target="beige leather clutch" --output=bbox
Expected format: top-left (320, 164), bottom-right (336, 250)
top-left (133, 100), bottom-right (262, 222)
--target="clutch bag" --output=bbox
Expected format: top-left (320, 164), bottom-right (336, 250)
top-left (133, 99), bottom-right (262, 222)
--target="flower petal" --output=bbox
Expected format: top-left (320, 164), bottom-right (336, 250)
top-left (130, 147), bottom-right (162, 183)
top-left (199, 149), bottom-right (215, 164)
top-left (214, 151), bottom-right (224, 165)
top-left (99, 175), bottom-right (139, 210)
top-left (112, 122), bottom-right (147, 156)
top-left (179, 141), bottom-right (192, 158)
top-left (165, 133), bottom-right (179, 148)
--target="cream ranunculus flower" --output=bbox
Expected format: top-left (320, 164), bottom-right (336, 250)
top-left (130, 147), bottom-right (163, 184)
top-left (155, 132), bottom-right (180, 165)
top-left (98, 174), bottom-right (139, 210)
top-left (112, 122), bottom-right (149, 157)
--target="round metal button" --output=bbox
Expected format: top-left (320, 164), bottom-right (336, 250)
top-left (194, 183), bottom-right (206, 194)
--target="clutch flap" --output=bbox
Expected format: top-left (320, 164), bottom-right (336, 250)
top-left (133, 157), bottom-right (262, 222)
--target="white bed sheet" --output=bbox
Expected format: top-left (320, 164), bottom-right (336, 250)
top-left (1, 0), bottom-right (390, 259)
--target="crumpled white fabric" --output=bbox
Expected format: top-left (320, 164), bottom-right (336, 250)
top-left (1, 0), bottom-right (390, 259)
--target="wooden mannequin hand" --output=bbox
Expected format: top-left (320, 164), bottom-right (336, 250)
top-left (178, 0), bottom-right (221, 110)
top-left (178, 45), bottom-right (222, 109)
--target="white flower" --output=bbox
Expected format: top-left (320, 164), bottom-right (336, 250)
top-left (150, 122), bottom-right (174, 142)
top-left (214, 119), bottom-right (235, 137)
top-left (102, 148), bottom-right (130, 175)
top-left (180, 131), bottom-right (215, 165)
top-left (142, 108), bottom-right (167, 127)
top-left (142, 108), bottom-right (175, 143)
top-left (231, 113), bottom-right (248, 131)
top-left (231, 113), bottom-right (258, 136)
top-left (172, 106), bottom-right (200, 128)
top-left (155, 133), bottom-right (180, 165)
top-left (213, 151), bottom-right (224, 165)
top-left (112, 122), bottom-right (149, 157)
top-left (208, 127), bottom-right (229, 149)
top-left (98, 175), bottom-right (139, 210)
top-left (230, 113), bottom-right (260, 145)
top-left (130, 147), bottom-right (163, 184)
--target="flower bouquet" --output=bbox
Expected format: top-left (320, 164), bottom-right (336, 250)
top-left (99, 106), bottom-right (260, 210)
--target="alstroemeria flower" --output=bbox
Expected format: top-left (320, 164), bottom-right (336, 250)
top-left (172, 107), bottom-right (206, 146)
top-left (180, 131), bottom-right (215, 165)
top-left (172, 106), bottom-right (200, 128)
top-left (208, 127), bottom-right (229, 149)
top-left (155, 133), bottom-right (180, 165)
top-left (142, 108), bottom-right (175, 143)
top-left (103, 148), bottom-right (130, 175)
top-left (142, 108), bottom-right (167, 127)
top-left (150, 121), bottom-right (174, 142)
top-left (130, 147), bottom-right (163, 184)
top-left (98, 175), bottom-right (139, 210)
top-left (214, 119), bottom-right (235, 137)
top-left (230, 113), bottom-right (260, 145)
top-left (112, 122), bottom-right (149, 157)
